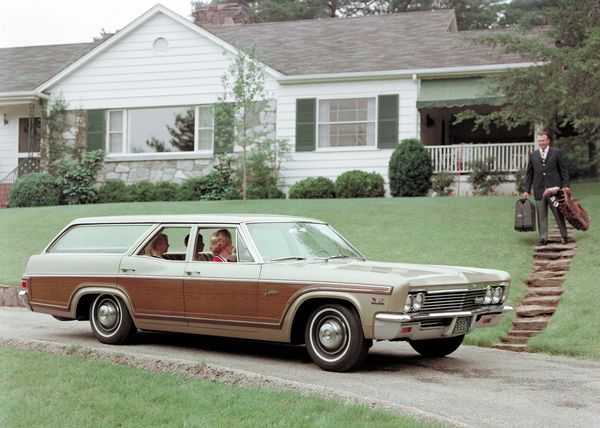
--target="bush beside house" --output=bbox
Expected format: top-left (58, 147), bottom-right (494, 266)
top-left (288, 177), bottom-right (335, 199)
top-left (389, 138), bottom-right (433, 197)
top-left (8, 173), bottom-right (61, 208)
top-left (335, 170), bottom-right (385, 198)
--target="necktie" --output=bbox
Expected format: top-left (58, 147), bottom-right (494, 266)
top-left (541, 150), bottom-right (546, 161)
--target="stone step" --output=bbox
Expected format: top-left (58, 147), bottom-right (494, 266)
top-left (516, 305), bottom-right (556, 317)
top-left (533, 249), bottom-right (576, 259)
top-left (494, 343), bottom-right (528, 352)
top-left (512, 316), bottom-right (551, 331)
top-left (506, 330), bottom-right (539, 338)
top-left (525, 277), bottom-right (565, 288)
top-left (526, 271), bottom-right (567, 281)
top-left (501, 335), bottom-right (529, 345)
top-left (525, 287), bottom-right (564, 296)
top-left (532, 259), bottom-right (571, 271)
top-left (521, 295), bottom-right (561, 306)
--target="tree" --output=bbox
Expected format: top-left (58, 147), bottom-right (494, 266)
top-left (217, 46), bottom-right (287, 199)
top-left (456, 0), bottom-right (600, 178)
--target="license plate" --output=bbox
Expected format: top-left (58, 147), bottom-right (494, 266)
top-left (453, 317), bottom-right (471, 334)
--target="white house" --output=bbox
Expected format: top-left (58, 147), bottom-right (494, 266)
top-left (0, 4), bottom-right (537, 205)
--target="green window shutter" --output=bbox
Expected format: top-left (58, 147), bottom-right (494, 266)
top-left (214, 102), bottom-right (234, 154)
top-left (296, 98), bottom-right (316, 152)
top-left (86, 109), bottom-right (105, 152)
top-left (377, 95), bottom-right (399, 149)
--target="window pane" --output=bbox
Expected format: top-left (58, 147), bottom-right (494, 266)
top-left (318, 98), bottom-right (376, 148)
top-left (49, 224), bottom-right (152, 254)
top-left (318, 124), bottom-right (331, 148)
top-left (129, 107), bottom-right (194, 153)
top-left (109, 111), bottom-right (123, 131)
top-left (109, 133), bottom-right (122, 153)
top-left (198, 106), bottom-right (213, 128)
top-left (198, 129), bottom-right (212, 151)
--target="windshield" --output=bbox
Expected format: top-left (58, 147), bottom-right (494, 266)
top-left (246, 222), bottom-right (362, 261)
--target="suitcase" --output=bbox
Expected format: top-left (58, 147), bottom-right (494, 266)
top-left (515, 198), bottom-right (536, 232)
top-left (548, 189), bottom-right (591, 231)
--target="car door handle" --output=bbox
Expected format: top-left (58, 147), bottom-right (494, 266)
top-left (185, 270), bottom-right (201, 276)
top-left (121, 268), bottom-right (136, 273)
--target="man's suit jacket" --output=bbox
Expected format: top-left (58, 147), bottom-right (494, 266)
top-left (524, 146), bottom-right (570, 200)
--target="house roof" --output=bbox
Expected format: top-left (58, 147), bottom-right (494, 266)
top-left (0, 42), bottom-right (97, 93)
top-left (207, 10), bottom-right (531, 75)
top-left (0, 7), bottom-right (533, 95)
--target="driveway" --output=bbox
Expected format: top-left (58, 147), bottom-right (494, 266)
top-left (1, 307), bottom-right (599, 427)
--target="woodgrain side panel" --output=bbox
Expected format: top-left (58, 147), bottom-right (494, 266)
top-left (29, 276), bottom-right (116, 309)
top-left (184, 278), bottom-right (258, 322)
top-left (120, 277), bottom-right (185, 318)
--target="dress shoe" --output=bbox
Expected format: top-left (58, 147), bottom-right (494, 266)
top-left (538, 239), bottom-right (547, 246)
top-left (561, 237), bottom-right (568, 245)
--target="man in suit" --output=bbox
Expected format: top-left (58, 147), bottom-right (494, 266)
top-left (524, 130), bottom-right (570, 245)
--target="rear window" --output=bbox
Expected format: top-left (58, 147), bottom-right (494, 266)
top-left (48, 224), bottom-right (153, 254)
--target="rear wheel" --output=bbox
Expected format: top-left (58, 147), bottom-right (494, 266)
top-left (304, 304), bottom-right (370, 372)
top-left (89, 295), bottom-right (136, 344)
top-left (409, 335), bottom-right (465, 358)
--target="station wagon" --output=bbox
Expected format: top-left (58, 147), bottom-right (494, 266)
top-left (20, 215), bottom-right (512, 371)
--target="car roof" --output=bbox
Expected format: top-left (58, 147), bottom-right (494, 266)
top-left (68, 214), bottom-right (325, 226)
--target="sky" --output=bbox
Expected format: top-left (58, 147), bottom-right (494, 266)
top-left (0, 1), bottom-right (195, 48)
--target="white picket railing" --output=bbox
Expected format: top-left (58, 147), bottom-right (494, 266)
top-left (425, 142), bottom-right (536, 173)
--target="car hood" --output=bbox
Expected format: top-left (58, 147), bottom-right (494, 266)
top-left (273, 258), bottom-right (511, 288)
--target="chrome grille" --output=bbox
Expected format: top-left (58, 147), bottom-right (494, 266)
top-left (422, 289), bottom-right (487, 312)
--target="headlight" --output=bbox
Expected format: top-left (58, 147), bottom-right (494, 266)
top-left (492, 287), bottom-right (503, 304)
top-left (404, 295), bottom-right (413, 312)
top-left (484, 287), bottom-right (493, 304)
top-left (413, 293), bottom-right (424, 311)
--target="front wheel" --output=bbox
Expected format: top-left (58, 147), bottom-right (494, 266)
top-left (89, 295), bottom-right (136, 345)
top-left (409, 335), bottom-right (465, 358)
top-left (304, 304), bottom-right (371, 372)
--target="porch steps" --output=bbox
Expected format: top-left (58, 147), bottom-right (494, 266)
top-left (494, 225), bottom-right (576, 352)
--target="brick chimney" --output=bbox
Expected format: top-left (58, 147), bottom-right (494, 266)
top-left (193, 2), bottom-right (251, 27)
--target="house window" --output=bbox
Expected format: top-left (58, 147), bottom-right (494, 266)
top-left (107, 106), bottom-right (214, 154)
top-left (318, 98), bottom-right (376, 148)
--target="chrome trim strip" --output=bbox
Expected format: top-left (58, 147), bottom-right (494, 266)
top-left (374, 313), bottom-right (411, 323)
top-left (376, 305), bottom-right (508, 323)
top-left (259, 279), bottom-right (393, 294)
top-left (502, 305), bottom-right (514, 313)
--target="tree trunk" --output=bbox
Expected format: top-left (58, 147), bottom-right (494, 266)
top-left (588, 138), bottom-right (598, 178)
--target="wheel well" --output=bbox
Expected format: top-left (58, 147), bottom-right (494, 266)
top-left (290, 298), bottom-right (360, 345)
top-left (75, 294), bottom-right (97, 321)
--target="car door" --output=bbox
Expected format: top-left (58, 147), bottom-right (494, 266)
top-left (118, 225), bottom-right (191, 326)
top-left (184, 225), bottom-right (261, 329)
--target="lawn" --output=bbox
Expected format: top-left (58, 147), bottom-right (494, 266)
top-left (1, 181), bottom-right (598, 357)
top-left (0, 347), bottom-right (436, 428)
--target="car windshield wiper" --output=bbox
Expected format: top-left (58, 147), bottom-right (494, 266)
top-left (269, 256), bottom-right (307, 262)
top-left (322, 254), bottom-right (364, 262)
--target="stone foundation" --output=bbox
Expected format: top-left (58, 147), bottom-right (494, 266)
top-left (101, 158), bottom-right (213, 184)
top-left (0, 285), bottom-right (22, 307)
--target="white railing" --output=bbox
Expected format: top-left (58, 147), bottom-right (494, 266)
top-left (425, 142), bottom-right (535, 173)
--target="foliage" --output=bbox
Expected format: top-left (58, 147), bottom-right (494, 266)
top-left (97, 180), bottom-right (134, 203)
top-left (554, 136), bottom-right (599, 181)
top-left (289, 177), bottom-right (336, 199)
top-left (467, 157), bottom-right (506, 195)
top-left (178, 156), bottom-right (240, 201)
top-left (245, 138), bottom-right (289, 199)
top-left (513, 168), bottom-right (527, 194)
top-left (334, 170), bottom-right (385, 198)
top-left (40, 95), bottom-right (87, 173)
top-left (217, 46), bottom-right (288, 199)
top-left (456, 0), bottom-right (600, 178)
top-left (194, 0), bottom-right (525, 30)
top-left (432, 172), bottom-right (455, 196)
top-left (8, 173), bottom-right (60, 208)
top-left (388, 138), bottom-right (433, 197)
top-left (52, 150), bottom-right (105, 205)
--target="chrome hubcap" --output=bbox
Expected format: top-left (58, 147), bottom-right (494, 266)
top-left (318, 318), bottom-right (344, 351)
top-left (97, 300), bottom-right (118, 330)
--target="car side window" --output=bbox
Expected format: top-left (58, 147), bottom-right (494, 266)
top-left (138, 226), bottom-right (192, 261)
top-left (193, 226), bottom-right (254, 263)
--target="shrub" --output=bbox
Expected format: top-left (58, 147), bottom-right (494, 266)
top-left (468, 158), bottom-right (506, 195)
top-left (8, 173), bottom-right (61, 207)
top-left (289, 177), bottom-right (335, 199)
top-left (178, 172), bottom-right (240, 201)
top-left (334, 170), bottom-right (384, 198)
top-left (97, 180), bottom-right (133, 203)
top-left (128, 181), bottom-right (157, 202)
top-left (52, 150), bottom-right (105, 204)
top-left (388, 139), bottom-right (433, 197)
top-left (150, 181), bottom-right (179, 201)
top-left (513, 168), bottom-right (526, 194)
top-left (432, 172), bottom-right (455, 196)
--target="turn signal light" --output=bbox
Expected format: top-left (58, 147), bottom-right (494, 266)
top-left (21, 281), bottom-right (27, 289)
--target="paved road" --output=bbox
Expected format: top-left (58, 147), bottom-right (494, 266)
top-left (1, 307), bottom-right (599, 427)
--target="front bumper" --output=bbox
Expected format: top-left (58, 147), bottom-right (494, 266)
top-left (374, 305), bottom-right (513, 341)
top-left (18, 289), bottom-right (32, 311)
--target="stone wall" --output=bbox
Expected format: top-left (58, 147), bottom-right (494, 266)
top-left (0, 285), bottom-right (21, 307)
top-left (101, 158), bottom-right (213, 184)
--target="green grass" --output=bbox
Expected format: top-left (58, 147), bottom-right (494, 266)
top-left (1, 182), bottom-right (598, 358)
top-left (0, 347), bottom-right (436, 428)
